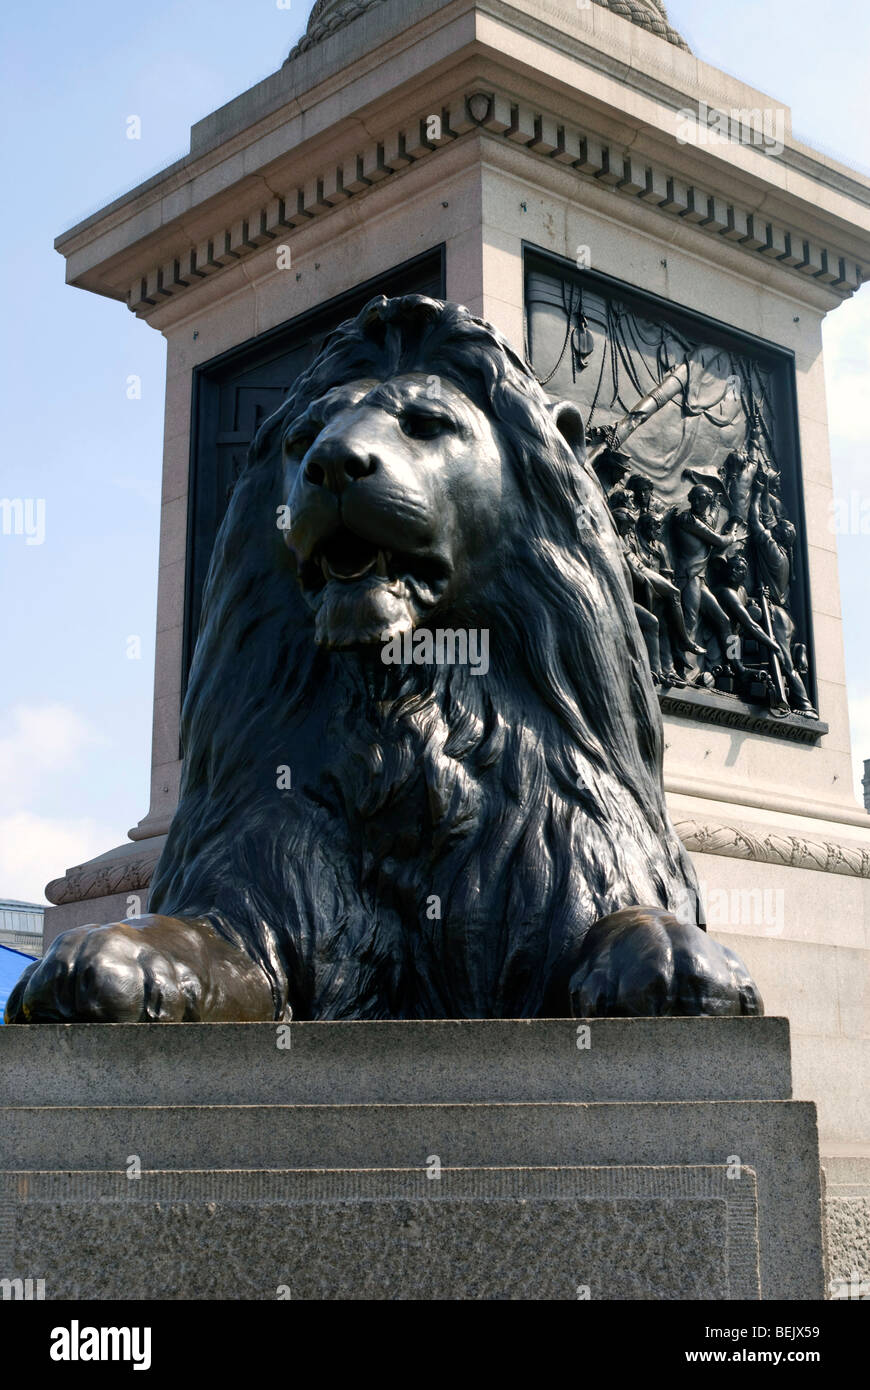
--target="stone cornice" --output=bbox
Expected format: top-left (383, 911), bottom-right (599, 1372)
top-left (55, 2), bottom-right (870, 293)
top-left (43, 813), bottom-right (870, 906)
top-left (123, 89), bottom-right (863, 317)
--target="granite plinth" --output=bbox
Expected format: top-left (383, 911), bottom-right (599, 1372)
top-left (0, 1017), bottom-right (791, 1105)
top-left (0, 1167), bottom-right (760, 1301)
top-left (0, 1018), bottom-right (823, 1301)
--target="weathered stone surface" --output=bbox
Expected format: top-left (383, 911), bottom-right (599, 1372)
top-left (0, 1018), bottom-right (792, 1106)
top-left (823, 1155), bottom-right (870, 1295)
top-left (0, 1098), bottom-right (822, 1298)
top-left (826, 1198), bottom-right (870, 1286)
top-left (0, 1018), bottom-right (823, 1300)
top-left (0, 1167), bottom-right (758, 1301)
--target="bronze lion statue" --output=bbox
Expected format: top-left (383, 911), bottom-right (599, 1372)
top-left (7, 296), bottom-right (761, 1022)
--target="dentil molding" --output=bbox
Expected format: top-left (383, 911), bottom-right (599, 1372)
top-left (128, 90), bottom-right (864, 316)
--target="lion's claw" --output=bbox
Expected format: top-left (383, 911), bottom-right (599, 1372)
top-left (569, 906), bottom-right (763, 1017)
top-left (3, 915), bottom-right (276, 1024)
top-left (4, 919), bottom-right (202, 1023)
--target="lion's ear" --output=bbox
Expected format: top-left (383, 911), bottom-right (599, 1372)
top-left (548, 401), bottom-right (586, 467)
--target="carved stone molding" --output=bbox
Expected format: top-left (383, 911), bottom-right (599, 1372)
top-left (45, 845), bottom-right (164, 906)
top-left (45, 814), bottom-right (870, 911)
top-left (674, 817), bottom-right (870, 880)
top-left (128, 90), bottom-right (864, 316)
top-left (598, 0), bottom-right (689, 50)
top-left (287, 0), bottom-right (387, 59)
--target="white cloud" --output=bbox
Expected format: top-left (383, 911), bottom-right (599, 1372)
top-left (0, 705), bottom-right (119, 901)
top-left (0, 811), bottom-right (120, 905)
top-left (0, 703), bottom-right (103, 814)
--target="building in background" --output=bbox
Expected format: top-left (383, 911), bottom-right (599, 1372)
top-left (0, 900), bottom-right (42, 1021)
top-left (0, 899), bottom-right (44, 957)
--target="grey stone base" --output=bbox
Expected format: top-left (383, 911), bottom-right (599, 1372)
top-left (0, 1166), bottom-right (760, 1301)
top-left (0, 1017), bottom-right (792, 1106)
top-left (0, 1019), bottom-right (824, 1301)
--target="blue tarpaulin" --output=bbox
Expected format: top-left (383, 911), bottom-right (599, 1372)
top-left (0, 943), bottom-right (37, 1021)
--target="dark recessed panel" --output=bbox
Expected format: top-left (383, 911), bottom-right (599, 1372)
top-left (183, 247), bottom-right (446, 695)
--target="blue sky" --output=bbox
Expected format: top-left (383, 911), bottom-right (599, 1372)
top-left (0, 0), bottom-right (868, 902)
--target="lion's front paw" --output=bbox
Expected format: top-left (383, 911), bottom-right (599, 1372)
top-left (569, 906), bottom-right (763, 1017)
top-left (4, 917), bottom-right (210, 1023)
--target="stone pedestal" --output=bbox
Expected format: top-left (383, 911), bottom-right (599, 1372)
top-left (0, 1018), bottom-right (825, 1300)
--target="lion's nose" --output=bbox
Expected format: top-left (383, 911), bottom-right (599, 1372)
top-left (303, 440), bottom-right (378, 494)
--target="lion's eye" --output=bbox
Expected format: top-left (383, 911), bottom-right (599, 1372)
top-left (399, 412), bottom-right (451, 440)
top-left (285, 432), bottom-right (317, 456)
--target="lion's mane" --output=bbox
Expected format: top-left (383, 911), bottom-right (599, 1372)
top-left (149, 295), bottom-right (701, 1018)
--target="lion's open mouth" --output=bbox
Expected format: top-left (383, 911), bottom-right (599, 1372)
top-left (299, 525), bottom-right (449, 608)
top-left (317, 530), bottom-right (390, 583)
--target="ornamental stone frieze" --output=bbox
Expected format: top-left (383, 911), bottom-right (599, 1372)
top-left (672, 818), bottom-right (870, 880)
top-left (42, 814), bottom-right (870, 909)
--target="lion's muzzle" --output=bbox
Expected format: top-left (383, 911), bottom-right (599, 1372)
top-left (284, 408), bottom-right (454, 648)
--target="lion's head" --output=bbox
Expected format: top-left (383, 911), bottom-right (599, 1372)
top-left (282, 371), bottom-right (512, 650)
top-left (149, 296), bottom-right (701, 1018)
